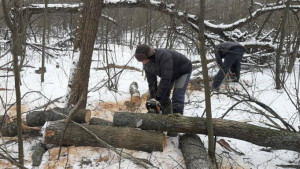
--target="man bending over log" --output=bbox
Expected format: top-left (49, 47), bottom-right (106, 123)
top-left (134, 44), bottom-right (192, 115)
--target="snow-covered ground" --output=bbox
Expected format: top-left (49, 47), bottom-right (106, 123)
top-left (0, 43), bottom-right (299, 169)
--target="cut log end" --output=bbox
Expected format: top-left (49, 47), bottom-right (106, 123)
top-left (85, 110), bottom-right (91, 123)
top-left (45, 130), bottom-right (55, 137)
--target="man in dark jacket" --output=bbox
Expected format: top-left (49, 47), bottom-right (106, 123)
top-left (134, 44), bottom-right (192, 115)
top-left (212, 41), bottom-right (245, 90)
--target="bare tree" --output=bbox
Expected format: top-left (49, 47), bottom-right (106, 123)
top-left (67, 0), bottom-right (104, 109)
top-left (1, 0), bottom-right (27, 166)
top-left (198, 0), bottom-right (215, 163)
top-left (41, 0), bottom-right (49, 83)
top-left (287, 28), bottom-right (300, 73)
top-left (275, 0), bottom-right (292, 89)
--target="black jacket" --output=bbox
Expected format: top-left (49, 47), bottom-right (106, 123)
top-left (215, 42), bottom-right (244, 66)
top-left (144, 49), bottom-right (192, 100)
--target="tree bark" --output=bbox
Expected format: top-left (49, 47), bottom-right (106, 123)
top-left (198, 0), bottom-right (215, 162)
top-left (44, 120), bottom-right (166, 152)
top-left (0, 122), bottom-right (41, 137)
top-left (41, 0), bottom-right (48, 83)
top-left (275, 0), bottom-right (291, 89)
top-left (26, 107), bottom-right (91, 126)
top-left (31, 143), bottom-right (46, 167)
top-left (179, 134), bottom-right (213, 169)
top-left (1, 0), bottom-right (27, 165)
top-left (67, 0), bottom-right (104, 109)
top-left (1, 122), bottom-right (18, 137)
top-left (89, 117), bottom-right (113, 126)
top-left (113, 112), bottom-right (300, 152)
top-left (287, 28), bottom-right (300, 73)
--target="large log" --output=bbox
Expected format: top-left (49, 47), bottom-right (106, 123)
top-left (179, 134), bottom-right (213, 169)
top-left (44, 120), bottom-right (165, 152)
top-left (0, 115), bottom-right (16, 137)
top-left (1, 122), bottom-right (18, 137)
top-left (89, 117), bottom-right (113, 126)
top-left (0, 122), bottom-right (41, 137)
top-left (26, 107), bottom-right (91, 126)
top-left (113, 112), bottom-right (300, 152)
top-left (31, 143), bottom-right (46, 166)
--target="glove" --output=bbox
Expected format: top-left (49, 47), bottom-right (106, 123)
top-left (146, 98), bottom-right (162, 114)
top-left (155, 96), bottom-right (161, 101)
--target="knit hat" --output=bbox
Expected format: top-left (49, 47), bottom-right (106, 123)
top-left (135, 44), bottom-right (150, 61)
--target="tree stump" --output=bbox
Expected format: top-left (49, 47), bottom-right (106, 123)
top-left (44, 120), bottom-right (166, 152)
top-left (124, 81), bottom-right (141, 110)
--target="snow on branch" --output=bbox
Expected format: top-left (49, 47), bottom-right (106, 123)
top-left (24, 0), bottom-right (300, 38)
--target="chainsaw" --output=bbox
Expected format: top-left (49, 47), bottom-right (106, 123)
top-left (146, 98), bottom-right (163, 114)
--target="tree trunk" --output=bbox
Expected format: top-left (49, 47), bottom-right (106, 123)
top-left (275, 0), bottom-right (291, 89)
top-left (89, 117), bottom-right (113, 126)
top-left (41, 0), bottom-right (48, 83)
top-left (31, 143), bottom-right (46, 167)
top-left (1, 122), bottom-right (41, 137)
top-left (26, 107), bottom-right (91, 126)
top-left (44, 120), bottom-right (165, 152)
top-left (179, 134), bottom-right (213, 169)
top-left (198, 0), bottom-right (215, 162)
top-left (1, 122), bottom-right (18, 137)
top-left (287, 28), bottom-right (300, 73)
top-left (113, 112), bottom-right (300, 152)
top-left (67, 0), bottom-right (104, 109)
top-left (1, 0), bottom-right (27, 165)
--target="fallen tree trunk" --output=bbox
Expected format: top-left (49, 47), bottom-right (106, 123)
top-left (26, 107), bottom-right (91, 126)
top-left (0, 122), bottom-right (41, 137)
top-left (179, 134), bottom-right (213, 169)
top-left (113, 112), bottom-right (300, 152)
top-left (31, 143), bottom-right (46, 167)
top-left (89, 117), bottom-right (113, 126)
top-left (1, 122), bottom-right (18, 137)
top-left (44, 120), bottom-right (165, 152)
top-left (0, 115), bottom-right (15, 136)
top-left (0, 115), bottom-right (10, 124)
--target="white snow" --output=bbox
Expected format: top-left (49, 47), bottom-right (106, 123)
top-left (0, 40), bottom-right (299, 168)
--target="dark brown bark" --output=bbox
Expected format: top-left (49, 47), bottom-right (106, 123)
top-left (67, 0), bottom-right (104, 109)
top-left (179, 134), bottom-right (213, 169)
top-left (26, 107), bottom-right (91, 126)
top-left (44, 120), bottom-right (165, 152)
top-left (113, 112), bottom-right (300, 152)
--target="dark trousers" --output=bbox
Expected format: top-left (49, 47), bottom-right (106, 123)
top-left (212, 48), bottom-right (244, 89)
top-left (160, 73), bottom-right (191, 114)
